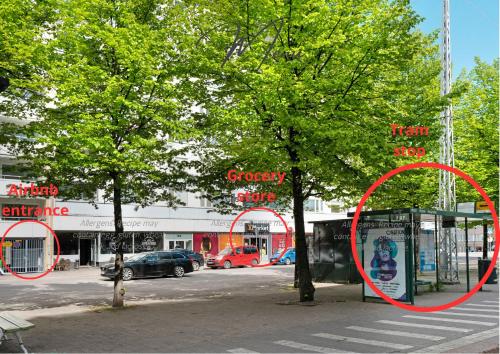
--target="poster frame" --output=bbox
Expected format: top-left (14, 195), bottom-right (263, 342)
top-left (361, 214), bottom-right (414, 304)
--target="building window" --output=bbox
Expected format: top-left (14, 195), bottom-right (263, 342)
top-left (54, 232), bottom-right (79, 255)
top-left (329, 204), bottom-right (342, 213)
top-left (174, 191), bottom-right (188, 205)
top-left (1, 164), bottom-right (33, 179)
top-left (304, 199), bottom-right (316, 212)
top-left (100, 232), bottom-right (134, 254)
top-left (200, 197), bottom-right (213, 208)
top-left (134, 232), bottom-right (163, 252)
top-left (304, 198), bottom-right (326, 212)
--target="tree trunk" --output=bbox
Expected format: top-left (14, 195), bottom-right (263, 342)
top-left (291, 165), bottom-right (315, 302)
top-left (112, 173), bottom-right (125, 308)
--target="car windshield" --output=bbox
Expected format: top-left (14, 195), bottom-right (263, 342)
top-left (126, 254), bottom-right (147, 262)
top-left (273, 249), bottom-right (284, 255)
top-left (218, 248), bottom-right (233, 256)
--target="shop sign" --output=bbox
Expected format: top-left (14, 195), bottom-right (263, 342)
top-left (245, 223), bottom-right (270, 235)
top-left (475, 200), bottom-right (494, 213)
top-left (364, 228), bottom-right (407, 301)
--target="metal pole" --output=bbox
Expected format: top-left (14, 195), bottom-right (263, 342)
top-left (412, 214), bottom-right (418, 296)
top-left (465, 218), bottom-right (470, 292)
top-left (361, 217), bottom-right (365, 302)
top-left (435, 215), bottom-right (439, 291)
top-left (483, 222), bottom-right (488, 259)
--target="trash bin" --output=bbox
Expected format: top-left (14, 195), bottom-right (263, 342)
top-left (478, 259), bottom-right (497, 284)
top-left (74, 260), bottom-right (80, 269)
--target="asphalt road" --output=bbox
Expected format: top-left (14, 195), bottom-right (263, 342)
top-left (0, 266), bottom-right (498, 353)
top-left (0, 265), bottom-right (295, 310)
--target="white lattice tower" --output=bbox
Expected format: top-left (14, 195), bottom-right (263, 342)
top-left (439, 0), bottom-right (459, 283)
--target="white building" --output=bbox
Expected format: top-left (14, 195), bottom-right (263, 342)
top-left (0, 114), bottom-right (347, 272)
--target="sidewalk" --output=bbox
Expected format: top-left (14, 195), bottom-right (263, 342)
top-left (1, 279), bottom-right (498, 353)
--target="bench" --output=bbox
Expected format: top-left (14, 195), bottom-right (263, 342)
top-left (0, 313), bottom-right (34, 354)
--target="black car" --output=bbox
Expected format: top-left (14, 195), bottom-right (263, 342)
top-left (100, 251), bottom-right (194, 281)
top-left (173, 248), bottom-right (205, 271)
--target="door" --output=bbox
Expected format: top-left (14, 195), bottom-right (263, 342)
top-left (232, 247), bottom-right (243, 266)
top-left (3, 239), bottom-right (43, 273)
top-left (260, 237), bottom-right (269, 262)
top-left (168, 240), bottom-right (189, 250)
top-left (79, 239), bottom-right (92, 266)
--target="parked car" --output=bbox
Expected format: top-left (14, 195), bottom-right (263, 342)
top-left (173, 248), bottom-right (205, 271)
top-left (270, 247), bottom-right (296, 265)
top-left (100, 251), bottom-right (194, 281)
top-left (206, 246), bottom-right (260, 269)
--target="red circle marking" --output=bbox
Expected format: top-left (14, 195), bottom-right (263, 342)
top-left (0, 220), bottom-right (60, 280)
top-left (350, 162), bottom-right (499, 312)
top-left (229, 206), bottom-right (290, 267)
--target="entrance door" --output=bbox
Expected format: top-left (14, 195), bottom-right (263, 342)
top-left (1, 239), bottom-right (43, 273)
top-left (79, 239), bottom-right (92, 266)
top-left (168, 240), bottom-right (192, 250)
top-left (244, 236), bottom-right (269, 262)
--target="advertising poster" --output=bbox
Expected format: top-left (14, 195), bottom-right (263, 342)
top-left (419, 229), bottom-right (436, 272)
top-left (364, 227), bottom-right (407, 301)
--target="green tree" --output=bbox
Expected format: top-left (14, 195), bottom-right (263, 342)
top-left (0, 0), bottom-right (53, 128)
top-left (193, 0), bottom-right (443, 301)
top-left (454, 58), bottom-right (499, 208)
top-left (8, 0), bottom-right (199, 307)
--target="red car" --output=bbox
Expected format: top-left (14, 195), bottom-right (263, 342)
top-left (207, 246), bottom-right (260, 269)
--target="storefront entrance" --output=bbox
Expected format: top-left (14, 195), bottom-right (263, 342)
top-left (167, 239), bottom-right (190, 250)
top-left (165, 233), bottom-right (193, 250)
top-left (244, 236), bottom-right (270, 261)
top-left (79, 237), bottom-right (97, 266)
top-left (1, 238), bottom-right (44, 273)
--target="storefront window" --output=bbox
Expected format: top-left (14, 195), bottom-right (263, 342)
top-left (134, 232), bottom-right (163, 253)
top-left (100, 232), bottom-right (133, 254)
top-left (54, 232), bottom-right (79, 255)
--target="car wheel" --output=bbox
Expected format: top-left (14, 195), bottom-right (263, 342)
top-left (285, 258), bottom-right (291, 265)
top-left (251, 259), bottom-right (258, 266)
top-left (122, 267), bottom-right (133, 281)
top-left (192, 261), bottom-right (200, 271)
top-left (174, 266), bottom-right (185, 277)
top-left (223, 260), bottom-right (231, 269)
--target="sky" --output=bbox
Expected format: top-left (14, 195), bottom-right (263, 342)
top-left (410, 0), bottom-right (499, 79)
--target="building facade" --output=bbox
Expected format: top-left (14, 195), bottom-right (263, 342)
top-left (0, 165), bottom-right (345, 272)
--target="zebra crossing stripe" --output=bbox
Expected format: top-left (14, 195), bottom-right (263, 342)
top-left (464, 304), bottom-right (499, 308)
top-left (411, 327), bottom-right (499, 353)
top-left (377, 320), bottom-right (472, 332)
top-left (482, 301), bottom-right (500, 303)
top-left (227, 348), bottom-right (259, 353)
top-left (273, 340), bottom-right (351, 353)
top-left (434, 311), bottom-right (499, 319)
top-left (346, 326), bottom-right (445, 341)
top-left (312, 333), bottom-right (413, 350)
top-left (453, 306), bottom-right (498, 312)
top-left (403, 315), bottom-right (497, 326)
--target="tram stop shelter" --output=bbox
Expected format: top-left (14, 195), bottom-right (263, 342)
top-left (309, 208), bottom-right (496, 305)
